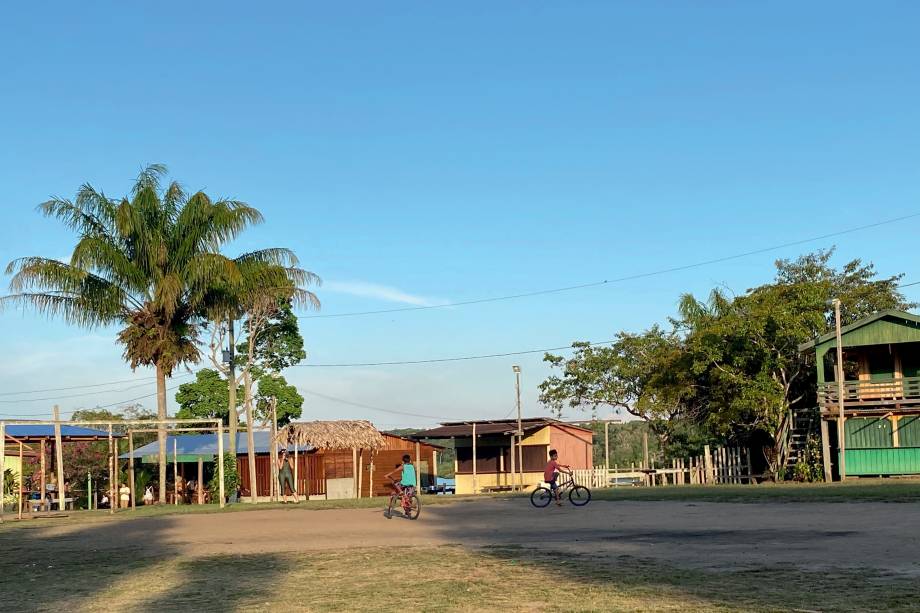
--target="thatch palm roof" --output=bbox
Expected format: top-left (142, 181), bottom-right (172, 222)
top-left (276, 420), bottom-right (385, 450)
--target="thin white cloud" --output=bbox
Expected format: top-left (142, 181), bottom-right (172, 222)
top-left (323, 280), bottom-right (447, 307)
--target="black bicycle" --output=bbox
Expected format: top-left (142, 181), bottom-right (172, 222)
top-left (530, 474), bottom-right (591, 508)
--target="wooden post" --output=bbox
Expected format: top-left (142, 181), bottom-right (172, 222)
top-left (368, 450), bottom-right (375, 499)
top-left (415, 441), bottom-right (421, 490)
top-left (509, 434), bottom-right (516, 491)
top-left (39, 439), bottom-right (46, 512)
top-left (107, 425), bottom-right (114, 514)
top-left (173, 438), bottom-right (178, 506)
top-left (472, 423), bottom-right (478, 494)
top-left (604, 421), bottom-right (610, 472)
top-left (293, 442), bottom-right (299, 496)
top-left (217, 422), bottom-right (225, 508)
top-left (18, 441), bottom-right (24, 520)
top-left (271, 398), bottom-right (279, 502)
top-left (833, 299), bottom-right (846, 480)
top-left (703, 445), bottom-right (713, 485)
top-left (357, 448), bottom-right (364, 498)
top-left (197, 456), bottom-right (204, 504)
top-left (820, 419), bottom-right (832, 482)
top-left (352, 447), bottom-right (358, 499)
top-left (642, 430), bottom-right (649, 469)
top-left (87, 472), bottom-right (92, 510)
top-left (129, 431), bottom-right (136, 510)
top-left (52, 406), bottom-right (66, 511)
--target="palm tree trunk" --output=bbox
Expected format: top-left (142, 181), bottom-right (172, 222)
top-left (227, 318), bottom-right (238, 457)
top-left (156, 362), bottom-right (167, 504)
top-left (244, 369), bottom-right (257, 503)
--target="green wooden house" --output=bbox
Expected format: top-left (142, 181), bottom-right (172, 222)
top-left (799, 309), bottom-right (920, 479)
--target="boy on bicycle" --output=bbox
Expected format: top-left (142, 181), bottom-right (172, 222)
top-left (385, 454), bottom-right (417, 495)
top-left (544, 449), bottom-right (571, 506)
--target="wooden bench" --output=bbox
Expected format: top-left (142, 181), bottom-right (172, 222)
top-left (480, 485), bottom-right (514, 494)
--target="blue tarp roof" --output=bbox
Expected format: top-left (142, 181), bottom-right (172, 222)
top-left (4, 425), bottom-right (121, 439)
top-left (121, 431), bottom-right (306, 461)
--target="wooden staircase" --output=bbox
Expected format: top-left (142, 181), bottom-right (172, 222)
top-left (783, 407), bottom-right (819, 473)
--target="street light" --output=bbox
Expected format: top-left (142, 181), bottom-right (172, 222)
top-left (512, 365), bottom-right (523, 491)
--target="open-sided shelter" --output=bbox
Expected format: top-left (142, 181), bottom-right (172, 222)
top-left (415, 418), bottom-right (593, 494)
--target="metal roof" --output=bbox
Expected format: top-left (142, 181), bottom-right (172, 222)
top-left (4, 425), bottom-right (122, 441)
top-left (798, 309), bottom-right (920, 352)
top-left (121, 431), bottom-right (307, 461)
top-left (415, 417), bottom-right (590, 439)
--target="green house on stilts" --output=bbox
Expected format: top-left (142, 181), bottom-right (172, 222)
top-left (799, 309), bottom-right (920, 480)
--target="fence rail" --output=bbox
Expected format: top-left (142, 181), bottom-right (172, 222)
top-left (572, 445), bottom-right (752, 489)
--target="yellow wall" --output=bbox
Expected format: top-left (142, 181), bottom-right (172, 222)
top-left (521, 426), bottom-right (551, 446)
top-left (3, 455), bottom-right (23, 502)
top-left (455, 471), bottom-right (546, 495)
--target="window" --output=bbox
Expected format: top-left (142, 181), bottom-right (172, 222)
top-left (521, 445), bottom-right (548, 471)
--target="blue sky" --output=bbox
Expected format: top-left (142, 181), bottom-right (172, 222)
top-left (1, 2), bottom-right (919, 427)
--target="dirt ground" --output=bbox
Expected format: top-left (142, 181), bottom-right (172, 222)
top-left (12, 498), bottom-right (920, 575)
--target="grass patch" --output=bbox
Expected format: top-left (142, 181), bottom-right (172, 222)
top-left (1, 544), bottom-right (915, 612)
top-left (590, 479), bottom-right (920, 503)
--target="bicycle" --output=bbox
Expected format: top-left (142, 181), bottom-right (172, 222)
top-left (530, 473), bottom-right (591, 508)
top-left (384, 481), bottom-right (421, 520)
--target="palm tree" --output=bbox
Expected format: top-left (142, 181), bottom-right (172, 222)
top-left (3, 164), bottom-right (289, 503)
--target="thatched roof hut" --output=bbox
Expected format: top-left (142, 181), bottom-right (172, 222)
top-left (276, 420), bottom-right (385, 450)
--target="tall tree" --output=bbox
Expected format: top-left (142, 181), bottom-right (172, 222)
top-left (540, 327), bottom-right (694, 433)
top-left (208, 269), bottom-right (318, 500)
top-left (175, 369), bottom-right (243, 424)
top-left (3, 164), bottom-right (285, 503)
top-left (254, 373), bottom-right (304, 426)
top-left (675, 249), bottom-right (911, 470)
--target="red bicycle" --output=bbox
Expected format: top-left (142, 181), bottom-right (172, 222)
top-left (385, 481), bottom-right (421, 520)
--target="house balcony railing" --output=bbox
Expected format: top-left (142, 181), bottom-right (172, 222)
top-left (817, 376), bottom-right (920, 415)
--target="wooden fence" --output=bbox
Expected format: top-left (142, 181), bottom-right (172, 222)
top-left (570, 445), bottom-right (753, 489)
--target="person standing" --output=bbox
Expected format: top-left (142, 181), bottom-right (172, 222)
top-left (277, 450), bottom-right (299, 504)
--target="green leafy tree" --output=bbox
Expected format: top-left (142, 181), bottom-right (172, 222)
top-left (254, 373), bottom-right (304, 426)
top-left (175, 369), bottom-right (243, 425)
top-left (3, 164), bottom-right (287, 503)
top-left (676, 250), bottom-right (911, 471)
top-left (539, 327), bottom-right (694, 435)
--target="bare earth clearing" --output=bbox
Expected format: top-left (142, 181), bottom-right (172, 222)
top-left (3, 497), bottom-right (919, 611)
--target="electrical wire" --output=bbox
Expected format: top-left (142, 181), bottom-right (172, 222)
top-left (291, 341), bottom-right (616, 368)
top-left (0, 372), bottom-right (196, 403)
top-left (299, 389), bottom-right (461, 421)
top-left (301, 212), bottom-right (920, 319)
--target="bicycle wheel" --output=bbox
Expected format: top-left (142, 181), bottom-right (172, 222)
top-left (385, 495), bottom-right (396, 518)
top-left (405, 495), bottom-right (421, 520)
top-left (530, 487), bottom-right (553, 508)
top-left (569, 485), bottom-right (591, 506)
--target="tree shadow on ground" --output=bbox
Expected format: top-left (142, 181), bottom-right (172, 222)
top-left (0, 511), bottom-right (288, 612)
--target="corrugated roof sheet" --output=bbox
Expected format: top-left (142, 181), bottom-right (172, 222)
top-left (121, 431), bottom-right (307, 460)
top-left (4, 425), bottom-right (122, 440)
top-left (415, 417), bottom-right (588, 439)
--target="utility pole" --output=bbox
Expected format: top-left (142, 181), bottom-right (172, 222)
top-left (834, 298), bottom-right (846, 480)
top-left (513, 365), bottom-right (523, 491)
top-left (226, 318), bottom-right (238, 457)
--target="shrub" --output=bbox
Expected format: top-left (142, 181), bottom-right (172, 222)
top-left (208, 453), bottom-right (240, 502)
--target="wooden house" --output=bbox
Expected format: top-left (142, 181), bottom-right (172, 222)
top-left (128, 423), bottom-right (440, 501)
top-left (799, 309), bottom-right (920, 479)
top-left (415, 418), bottom-right (593, 495)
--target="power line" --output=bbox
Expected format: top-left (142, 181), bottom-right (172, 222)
top-left (0, 373), bottom-right (195, 403)
top-left (301, 212), bottom-right (920, 319)
top-left (0, 375), bottom-right (160, 397)
top-left (291, 341), bottom-right (616, 368)
top-left (300, 389), bottom-right (459, 421)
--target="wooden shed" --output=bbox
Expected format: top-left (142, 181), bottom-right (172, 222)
top-left (276, 421), bottom-right (441, 499)
top-left (415, 418), bottom-right (593, 495)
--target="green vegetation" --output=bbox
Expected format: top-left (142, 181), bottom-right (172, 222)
top-left (590, 479), bottom-right (920, 503)
top-left (541, 250), bottom-right (912, 471)
top-left (3, 164), bottom-right (307, 503)
top-left (208, 453), bottom-right (241, 502)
